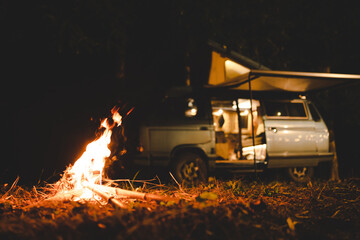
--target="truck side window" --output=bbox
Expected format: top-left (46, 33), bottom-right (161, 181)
top-left (147, 95), bottom-right (211, 125)
top-left (185, 98), bottom-right (198, 117)
top-left (288, 102), bottom-right (306, 117)
top-left (308, 103), bottom-right (321, 122)
top-left (264, 101), bottom-right (287, 117)
top-left (264, 101), bottom-right (307, 118)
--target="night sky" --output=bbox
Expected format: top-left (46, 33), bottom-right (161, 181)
top-left (1, 0), bottom-right (360, 185)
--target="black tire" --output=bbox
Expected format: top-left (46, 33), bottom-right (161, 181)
top-left (172, 152), bottom-right (207, 185)
top-left (287, 167), bottom-right (314, 183)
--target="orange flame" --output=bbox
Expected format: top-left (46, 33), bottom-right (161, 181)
top-left (61, 107), bottom-right (124, 199)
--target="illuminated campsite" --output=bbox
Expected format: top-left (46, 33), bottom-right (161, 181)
top-left (1, 1), bottom-right (360, 239)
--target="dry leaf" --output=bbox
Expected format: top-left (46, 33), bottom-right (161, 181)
top-left (98, 223), bottom-right (106, 229)
top-left (286, 217), bottom-right (296, 231)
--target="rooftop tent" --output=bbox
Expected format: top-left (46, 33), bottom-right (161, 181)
top-left (208, 50), bottom-right (360, 93)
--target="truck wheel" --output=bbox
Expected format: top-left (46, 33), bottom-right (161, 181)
top-left (287, 167), bottom-right (314, 183)
top-left (172, 152), bottom-right (207, 185)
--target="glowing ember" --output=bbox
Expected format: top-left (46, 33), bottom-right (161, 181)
top-left (56, 106), bottom-right (125, 200)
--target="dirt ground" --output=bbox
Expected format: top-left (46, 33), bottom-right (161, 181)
top-left (1, 177), bottom-right (359, 240)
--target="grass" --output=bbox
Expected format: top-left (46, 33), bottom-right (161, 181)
top-left (0, 176), bottom-right (359, 239)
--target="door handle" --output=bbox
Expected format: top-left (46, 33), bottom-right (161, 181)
top-left (268, 127), bottom-right (278, 133)
top-left (200, 126), bottom-right (208, 130)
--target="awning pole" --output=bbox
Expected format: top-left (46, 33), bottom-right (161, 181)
top-left (236, 99), bottom-right (243, 159)
top-left (248, 73), bottom-right (257, 176)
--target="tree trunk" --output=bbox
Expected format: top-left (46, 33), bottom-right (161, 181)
top-left (329, 130), bottom-right (340, 182)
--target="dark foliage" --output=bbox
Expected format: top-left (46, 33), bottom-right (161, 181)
top-left (1, 0), bottom-right (360, 185)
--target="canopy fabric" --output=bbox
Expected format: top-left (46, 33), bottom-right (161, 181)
top-left (208, 51), bottom-right (360, 93)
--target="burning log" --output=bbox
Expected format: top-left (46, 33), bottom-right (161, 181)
top-left (45, 189), bottom-right (85, 202)
top-left (47, 181), bottom-right (179, 208)
top-left (82, 181), bottom-right (126, 208)
top-left (84, 182), bottom-right (179, 203)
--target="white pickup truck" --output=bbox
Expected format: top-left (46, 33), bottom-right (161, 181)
top-left (130, 89), bottom-right (332, 183)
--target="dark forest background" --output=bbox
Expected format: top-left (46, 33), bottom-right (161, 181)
top-left (1, 0), bottom-right (360, 185)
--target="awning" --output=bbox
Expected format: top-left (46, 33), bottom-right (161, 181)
top-left (208, 51), bottom-right (360, 93)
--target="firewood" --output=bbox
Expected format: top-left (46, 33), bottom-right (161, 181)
top-left (82, 181), bottom-right (126, 208)
top-left (46, 189), bottom-right (85, 202)
top-left (87, 183), bottom-right (179, 203)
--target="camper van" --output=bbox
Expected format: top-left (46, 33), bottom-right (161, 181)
top-left (128, 87), bottom-right (332, 183)
top-left (124, 42), bottom-right (360, 183)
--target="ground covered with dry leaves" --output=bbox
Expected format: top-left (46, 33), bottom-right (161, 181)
top-left (1, 177), bottom-right (359, 240)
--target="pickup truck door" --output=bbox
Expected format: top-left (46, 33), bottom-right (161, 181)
top-left (265, 119), bottom-right (317, 154)
top-left (263, 100), bottom-right (317, 157)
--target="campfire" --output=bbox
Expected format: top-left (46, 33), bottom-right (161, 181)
top-left (49, 106), bottom-right (176, 207)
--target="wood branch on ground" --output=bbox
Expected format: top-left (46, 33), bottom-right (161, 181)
top-left (45, 189), bottom-right (85, 202)
top-left (82, 181), bottom-right (127, 208)
top-left (86, 182), bottom-right (180, 203)
top-left (45, 181), bottom-right (180, 206)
